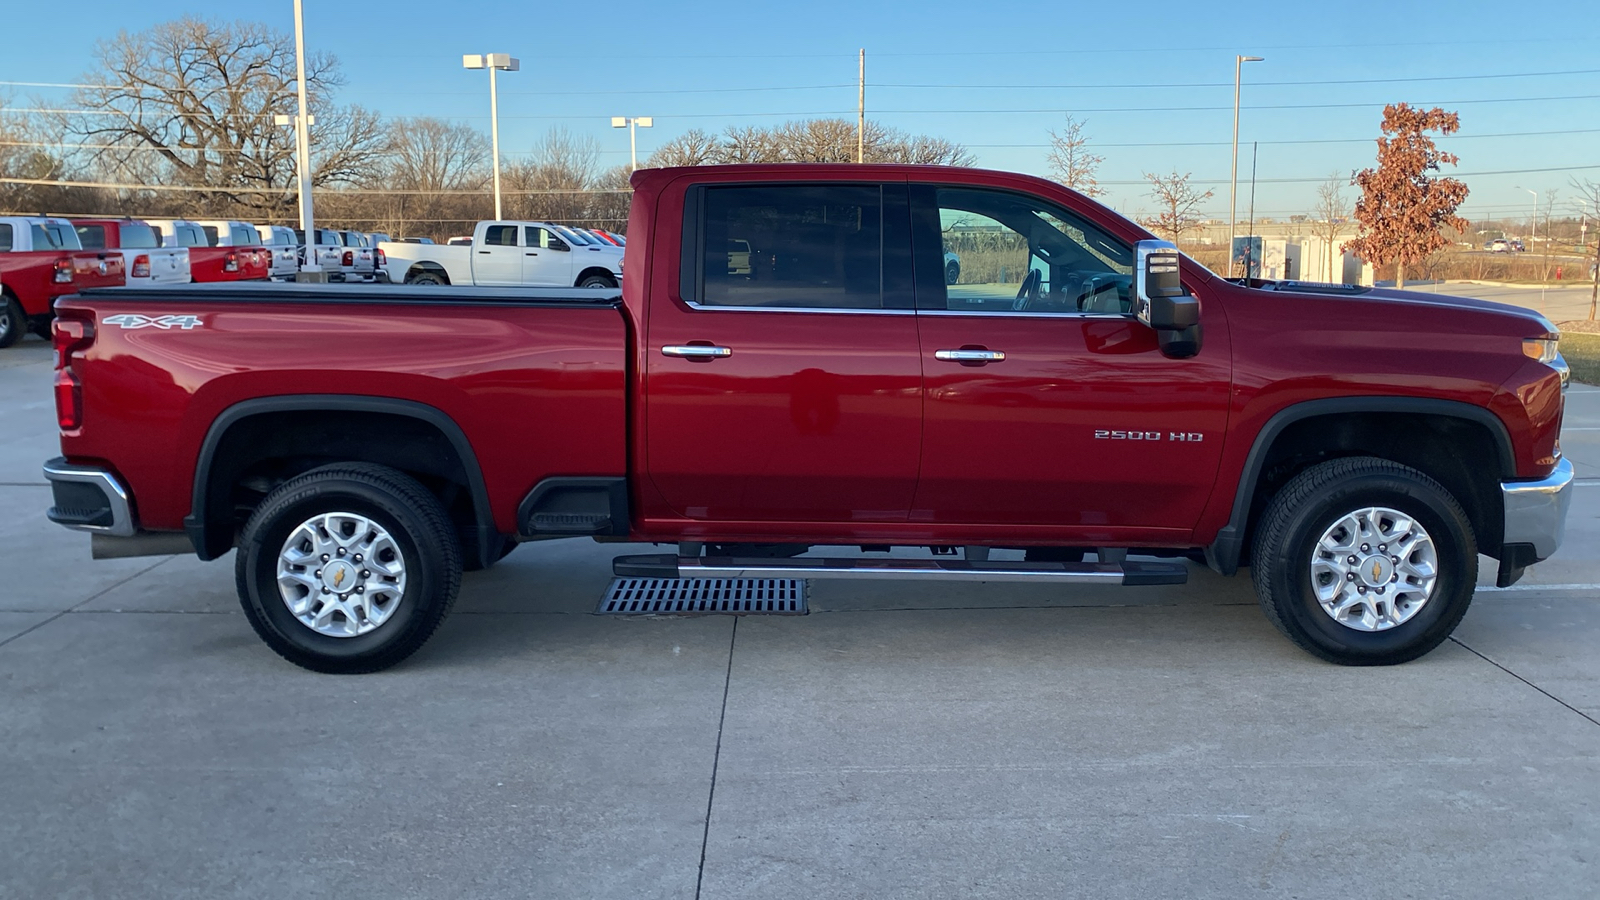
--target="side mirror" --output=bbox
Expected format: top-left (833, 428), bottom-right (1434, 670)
top-left (1133, 240), bottom-right (1203, 358)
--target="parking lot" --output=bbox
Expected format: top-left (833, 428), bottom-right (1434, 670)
top-left (2, 304), bottom-right (1598, 898)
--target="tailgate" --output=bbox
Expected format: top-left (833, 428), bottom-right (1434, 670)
top-left (70, 252), bottom-right (125, 289)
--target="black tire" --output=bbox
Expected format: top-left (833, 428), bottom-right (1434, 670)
top-left (234, 463), bottom-right (462, 673)
top-left (28, 315), bottom-right (54, 340)
top-left (407, 270), bottom-right (448, 286)
top-left (578, 273), bottom-right (617, 289)
top-left (1251, 456), bottom-right (1477, 666)
top-left (945, 261), bottom-right (960, 285)
top-left (0, 295), bottom-right (24, 349)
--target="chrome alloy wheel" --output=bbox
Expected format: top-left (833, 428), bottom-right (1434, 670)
top-left (1310, 506), bottom-right (1438, 632)
top-left (276, 512), bottom-right (407, 638)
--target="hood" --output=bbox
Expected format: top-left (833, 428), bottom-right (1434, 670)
top-left (1259, 282), bottom-right (1558, 337)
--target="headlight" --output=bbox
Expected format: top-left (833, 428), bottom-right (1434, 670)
top-left (1522, 338), bottom-right (1559, 365)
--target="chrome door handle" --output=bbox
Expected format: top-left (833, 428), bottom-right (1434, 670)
top-left (661, 345), bottom-right (733, 359)
top-left (934, 349), bottom-right (1006, 363)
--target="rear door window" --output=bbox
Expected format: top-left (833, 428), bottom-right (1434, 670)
top-left (692, 183), bottom-right (905, 310)
top-left (483, 225), bottom-right (519, 246)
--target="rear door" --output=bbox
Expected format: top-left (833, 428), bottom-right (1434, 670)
top-left (474, 224), bottom-right (523, 285)
top-left (522, 226), bottom-right (575, 286)
top-left (645, 180), bottom-right (923, 523)
top-left (907, 183), bottom-right (1230, 538)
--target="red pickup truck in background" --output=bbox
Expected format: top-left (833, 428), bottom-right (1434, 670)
top-left (43, 164), bottom-right (1573, 674)
top-left (0, 216), bottom-right (125, 348)
top-left (146, 219), bottom-right (270, 284)
top-left (72, 219), bottom-right (192, 288)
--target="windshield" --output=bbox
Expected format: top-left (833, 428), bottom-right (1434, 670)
top-left (554, 226), bottom-right (591, 245)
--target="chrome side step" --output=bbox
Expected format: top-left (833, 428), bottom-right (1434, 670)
top-left (611, 554), bottom-right (1187, 587)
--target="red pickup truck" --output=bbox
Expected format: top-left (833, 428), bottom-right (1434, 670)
top-left (0, 216), bottom-right (126, 348)
top-left (43, 164), bottom-right (1573, 674)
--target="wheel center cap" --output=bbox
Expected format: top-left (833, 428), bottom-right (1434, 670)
top-left (1360, 554), bottom-right (1395, 587)
top-left (322, 560), bottom-right (358, 593)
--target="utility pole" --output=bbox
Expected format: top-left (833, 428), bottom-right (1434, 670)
top-left (291, 0), bottom-right (320, 279)
top-left (1228, 54), bottom-right (1264, 278)
top-left (857, 49), bottom-right (866, 164)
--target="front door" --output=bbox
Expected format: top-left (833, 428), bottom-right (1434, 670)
top-left (909, 184), bottom-right (1231, 540)
top-left (646, 181), bottom-right (922, 524)
top-left (474, 223), bottom-right (523, 285)
top-left (522, 226), bottom-right (575, 286)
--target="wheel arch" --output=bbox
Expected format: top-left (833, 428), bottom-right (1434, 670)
top-left (185, 395), bottom-right (498, 568)
top-left (1207, 397), bottom-right (1513, 575)
top-left (404, 261), bottom-right (451, 284)
top-left (574, 266), bottom-right (618, 287)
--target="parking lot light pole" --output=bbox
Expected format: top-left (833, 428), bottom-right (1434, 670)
top-left (1228, 55), bottom-right (1264, 279)
top-left (1515, 186), bottom-right (1538, 246)
top-left (464, 53), bottom-right (519, 220)
top-left (290, 0), bottom-right (322, 280)
top-left (611, 117), bottom-right (653, 172)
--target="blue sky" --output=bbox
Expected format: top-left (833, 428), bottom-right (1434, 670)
top-left (3, 0), bottom-right (1597, 222)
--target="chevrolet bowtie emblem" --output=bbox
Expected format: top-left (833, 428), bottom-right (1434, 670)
top-left (1372, 561), bottom-right (1383, 581)
top-left (334, 568), bottom-right (346, 588)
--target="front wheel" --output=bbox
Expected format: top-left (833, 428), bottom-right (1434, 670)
top-left (1251, 457), bottom-right (1476, 666)
top-left (578, 274), bottom-right (617, 289)
top-left (235, 463), bottom-right (462, 673)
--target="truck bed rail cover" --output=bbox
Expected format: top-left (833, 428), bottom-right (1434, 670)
top-left (73, 283), bottom-right (622, 306)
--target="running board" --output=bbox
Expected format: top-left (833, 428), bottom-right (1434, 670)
top-left (611, 554), bottom-right (1187, 586)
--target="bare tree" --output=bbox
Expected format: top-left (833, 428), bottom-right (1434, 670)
top-left (1311, 173), bottom-right (1351, 282)
top-left (1572, 177), bottom-right (1600, 320)
top-left (1137, 171), bottom-right (1213, 242)
top-left (1045, 115), bottom-right (1104, 196)
top-left (61, 16), bottom-right (386, 218)
top-left (1347, 103), bottom-right (1469, 289)
top-left (372, 117), bottom-right (490, 237)
top-left (503, 128), bottom-right (603, 223)
top-left (893, 134), bottom-right (975, 167)
top-left (646, 128), bottom-right (722, 168)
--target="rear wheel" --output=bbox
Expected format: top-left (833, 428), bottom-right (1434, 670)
top-left (407, 270), bottom-right (448, 286)
top-left (0, 296), bottom-right (24, 348)
top-left (235, 463), bottom-right (462, 673)
top-left (945, 260), bottom-right (960, 285)
top-left (1251, 456), bottom-right (1476, 666)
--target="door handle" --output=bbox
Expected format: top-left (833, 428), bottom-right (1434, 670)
top-left (477, 250), bottom-right (490, 254)
top-left (934, 348), bottom-right (1006, 363)
top-left (525, 251), bottom-right (539, 256)
top-left (661, 345), bottom-right (733, 359)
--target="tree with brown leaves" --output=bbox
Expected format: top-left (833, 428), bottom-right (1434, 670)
top-left (1045, 115), bottom-right (1105, 197)
top-left (1346, 103), bottom-right (1469, 289)
top-left (1138, 171), bottom-right (1213, 242)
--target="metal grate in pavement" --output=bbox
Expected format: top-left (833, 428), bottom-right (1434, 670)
top-left (598, 578), bottom-right (807, 615)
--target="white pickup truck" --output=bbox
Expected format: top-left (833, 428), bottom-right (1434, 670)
top-left (380, 220), bottom-right (622, 287)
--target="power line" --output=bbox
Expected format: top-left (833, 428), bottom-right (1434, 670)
top-left (878, 68), bottom-right (1600, 90)
top-left (967, 127), bottom-right (1600, 149)
top-left (0, 80), bottom-right (856, 97)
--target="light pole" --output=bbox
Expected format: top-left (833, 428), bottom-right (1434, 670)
top-left (290, 0), bottom-right (320, 279)
top-left (611, 116), bottom-right (653, 172)
top-left (1228, 54), bottom-right (1264, 279)
top-left (1515, 187), bottom-right (1538, 248)
top-left (464, 53), bottom-right (519, 220)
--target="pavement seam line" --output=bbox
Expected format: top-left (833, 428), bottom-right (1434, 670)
top-left (695, 617), bottom-right (737, 900)
top-left (0, 556), bottom-right (176, 651)
top-left (1449, 635), bottom-right (1600, 729)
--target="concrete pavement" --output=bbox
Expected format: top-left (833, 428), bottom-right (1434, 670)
top-left (1, 332), bottom-right (1597, 899)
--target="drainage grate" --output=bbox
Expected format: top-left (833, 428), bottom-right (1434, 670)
top-left (598, 578), bottom-right (807, 615)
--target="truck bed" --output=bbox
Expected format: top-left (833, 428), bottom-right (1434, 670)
top-left (58, 283), bottom-right (629, 537)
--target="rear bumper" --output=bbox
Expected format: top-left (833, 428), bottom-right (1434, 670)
top-left (42, 457), bottom-right (136, 537)
top-left (1501, 457), bottom-right (1574, 561)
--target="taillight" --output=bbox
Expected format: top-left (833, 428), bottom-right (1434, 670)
top-left (53, 258), bottom-right (73, 284)
top-left (376, 248), bottom-right (386, 266)
top-left (52, 317), bottom-right (94, 430)
top-left (342, 251), bottom-right (354, 266)
top-left (224, 251), bottom-right (238, 273)
top-left (132, 254), bottom-right (151, 278)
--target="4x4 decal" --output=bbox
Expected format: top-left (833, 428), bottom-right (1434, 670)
top-left (102, 314), bottom-right (204, 330)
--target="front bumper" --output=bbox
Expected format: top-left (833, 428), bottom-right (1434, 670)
top-left (43, 457), bottom-right (136, 537)
top-left (1501, 457), bottom-right (1574, 561)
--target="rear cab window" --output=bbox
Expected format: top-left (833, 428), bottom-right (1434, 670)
top-left (76, 225), bottom-right (107, 249)
top-left (686, 183), bottom-right (911, 311)
top-left (120, 223), bottom-right (159, 249)
top-left (0, 223), bottom-right (11, 251)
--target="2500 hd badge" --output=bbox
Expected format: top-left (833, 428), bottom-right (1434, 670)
top-left (1095, 430), bottom-right (1205, 442)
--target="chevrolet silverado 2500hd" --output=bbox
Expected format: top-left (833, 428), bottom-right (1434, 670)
top-left (43, 164), bottom-right (1572, 673)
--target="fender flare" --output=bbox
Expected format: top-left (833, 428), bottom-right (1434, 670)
top-left (184, 395), bottom-right (498, 568)
top-left (1205, 396), bottom-right (1514, 575)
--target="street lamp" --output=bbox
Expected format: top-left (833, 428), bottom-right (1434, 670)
top-left (1515, 186), bottom-right (1538, 248)
top-left (464, 53), bottom-right (519, 220)
top-left (611, 116), bottom-right (653, 172)
top-left (1228, 54), bottom-right (1264, 279)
